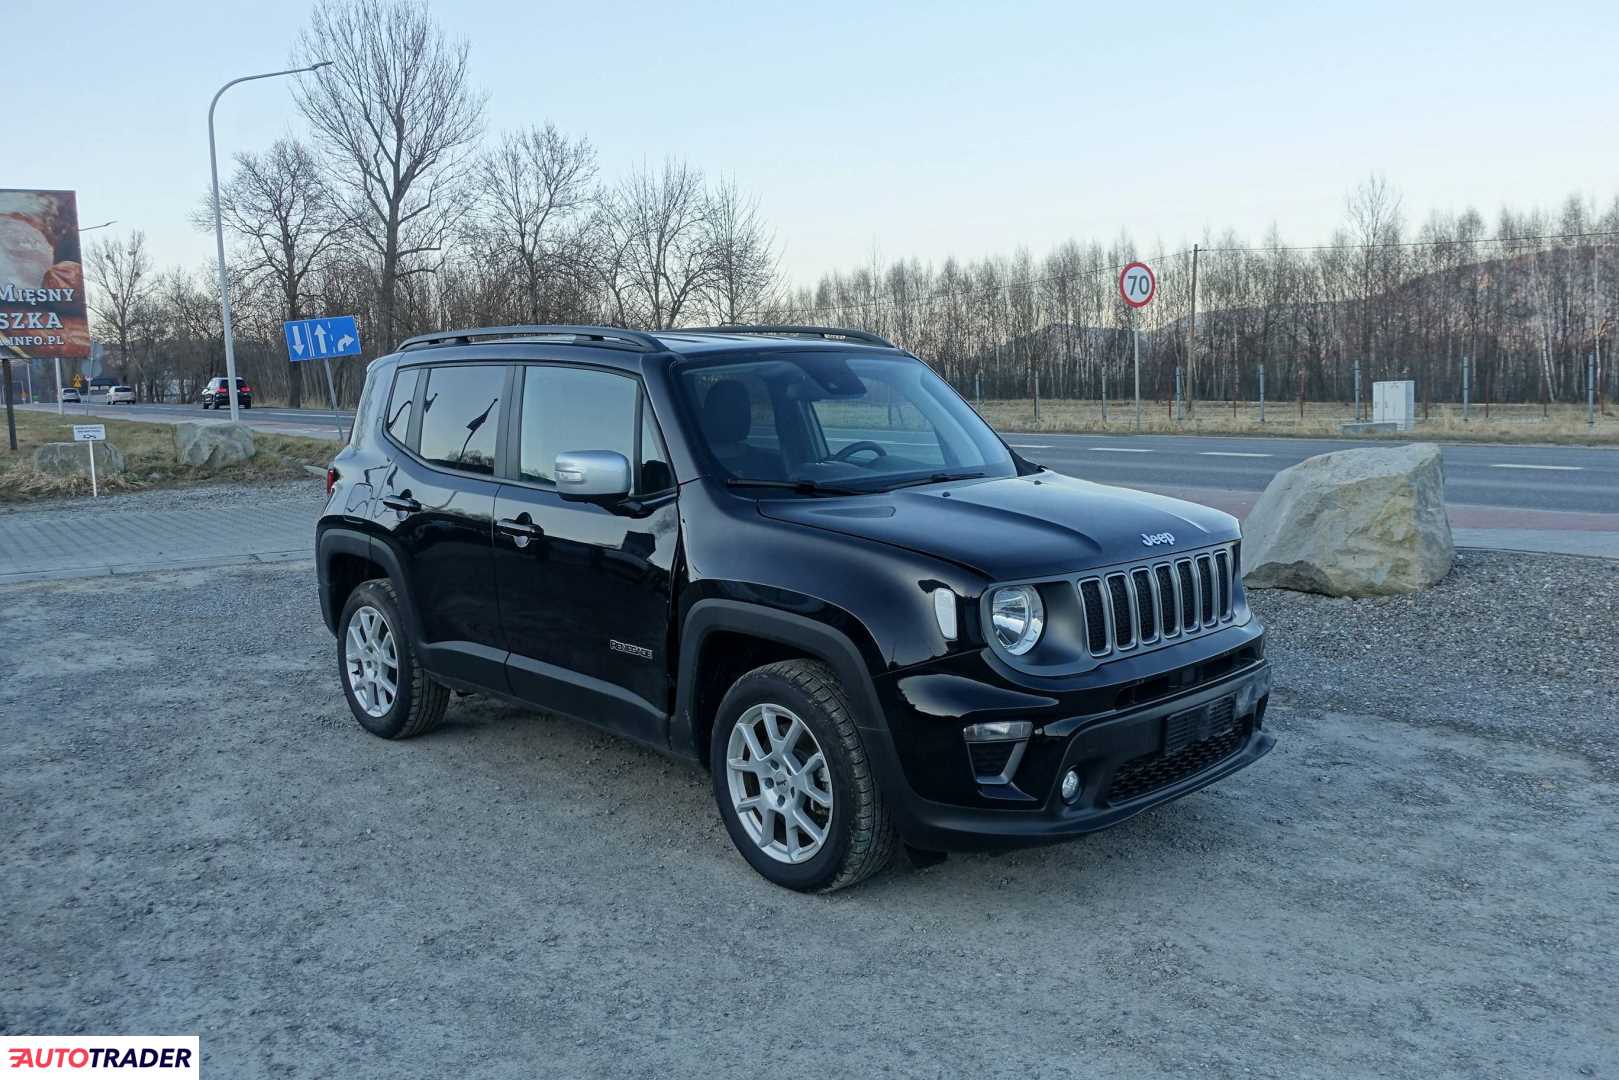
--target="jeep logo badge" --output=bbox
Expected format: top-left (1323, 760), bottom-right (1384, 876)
top-left (1141, 532), bottom-right (1176, 547)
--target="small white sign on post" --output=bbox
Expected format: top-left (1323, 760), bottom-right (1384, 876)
top-left (73, 423), bottom-right (106, 498)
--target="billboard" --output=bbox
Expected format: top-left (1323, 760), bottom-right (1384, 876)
top-left (0, 188), bottom-right (89, 359)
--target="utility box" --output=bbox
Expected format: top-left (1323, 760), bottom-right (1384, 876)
top-left (1372, 380), bottom-right (1415, 431)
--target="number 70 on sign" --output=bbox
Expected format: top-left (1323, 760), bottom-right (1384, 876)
top-left (1119, 262), bottom-right (1155, 308)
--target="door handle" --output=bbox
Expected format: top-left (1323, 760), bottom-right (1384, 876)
top-left (497, 515), bottom-right (543, 546)
top-left (382, 495), bottom-right (421, 513)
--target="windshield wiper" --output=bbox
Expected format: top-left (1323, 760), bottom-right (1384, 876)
top-left (724, 478), bottom-right (871, 496)
top-left (877, 470), bottom-right (985, 492)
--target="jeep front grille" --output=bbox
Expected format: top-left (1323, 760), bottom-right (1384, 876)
top-left (1078, 544), bottom-right (1239, 659)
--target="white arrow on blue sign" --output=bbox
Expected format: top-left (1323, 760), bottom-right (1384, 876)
top-left (284, 315), bottom-right (361, 362)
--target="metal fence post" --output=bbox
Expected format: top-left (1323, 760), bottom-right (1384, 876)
top-left (1033, 369), bottom-right (1040, 423)
top-left (1591, 352), bottom-right (1598, 429)
top-left (1353, 357), bottom-right (1361, 421)
top-left (1461, 355), bottom-right (1470, 422)
top-left (1259, 365), bottom-right (1265, 424)
top-left (974, 370), bottom-right (980, 408)
top-left (1101, 367), bottom-right (1108, 425)
top-left (1173, 367), bottom-right (1182, 421)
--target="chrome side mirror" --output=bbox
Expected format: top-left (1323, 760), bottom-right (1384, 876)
top-left (555, 450), bottom-right (631, 500)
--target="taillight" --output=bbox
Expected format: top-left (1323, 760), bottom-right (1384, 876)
top-left (326, 467), bottom-right (338, 497)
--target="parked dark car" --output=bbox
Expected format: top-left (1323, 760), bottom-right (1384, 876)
top-left (201, 376), bottom-right (251, 409)
top-left (316, 325), bottom-right (1273, 891)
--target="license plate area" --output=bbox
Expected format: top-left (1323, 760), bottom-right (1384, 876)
top-left (1164, 694), bottom-right (1237, 755)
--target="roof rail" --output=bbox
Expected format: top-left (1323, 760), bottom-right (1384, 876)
top-left (676, 324), bottom-right (897, 349)
top-left (397, 325), bottom-right (664, 352)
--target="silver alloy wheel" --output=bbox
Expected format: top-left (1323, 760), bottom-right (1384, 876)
top-left (725, 703), bottom-right (835, 864)
top-left (345, 605), bottom-right (400, 718)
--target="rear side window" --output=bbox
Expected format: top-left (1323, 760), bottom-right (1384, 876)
top-left (385, 368), bottom-right (419, 447)
top-left (418, 364), bottom-right (504, 475)
top-left (518, 366), bottom-right (637, 485)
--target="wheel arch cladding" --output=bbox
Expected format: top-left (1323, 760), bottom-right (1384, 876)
top-left (317, 527), bottom-right (419, 641)
top-left (674, 599), bottom-right (888, 766)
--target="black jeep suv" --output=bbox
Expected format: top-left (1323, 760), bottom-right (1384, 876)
top-left (317, 324), bottom-right (1273, 891)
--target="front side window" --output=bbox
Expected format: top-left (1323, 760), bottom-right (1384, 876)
top-left (674, 351), bottom-right (1014, 491)
top-left (518, 366), bottom-right (638, 485)
top-left (417, 364), bottom-right (504, 475)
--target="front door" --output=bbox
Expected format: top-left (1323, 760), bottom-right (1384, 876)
top-left (493, 363), bottom-right (679, 746)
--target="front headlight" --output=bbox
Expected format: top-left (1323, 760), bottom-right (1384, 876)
top-left (989, 585), bottom-right (1045, 655)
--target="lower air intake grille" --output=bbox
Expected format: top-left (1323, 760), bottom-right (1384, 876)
top-left (1105, 719), bottom-right (1249, 804)
top-left (968, 741), bottom-right (1017, 782)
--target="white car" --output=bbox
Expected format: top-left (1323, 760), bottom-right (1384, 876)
top-left (105, 385), bottom-right (136, 404)
top-left (60, 386), bottom-right (81, 403)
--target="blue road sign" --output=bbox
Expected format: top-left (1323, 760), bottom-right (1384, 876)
top-left (283, 315), bottom-right (361, 362)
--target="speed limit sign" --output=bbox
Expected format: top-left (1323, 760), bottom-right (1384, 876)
top-left (1119, 261), bottom-right (1155, 308)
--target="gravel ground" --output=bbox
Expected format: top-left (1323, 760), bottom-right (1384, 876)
top-left (2, 553), bottom-right (1615, 1078)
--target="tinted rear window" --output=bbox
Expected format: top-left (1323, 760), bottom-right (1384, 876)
top-left (418, 365), bottom-right (504, 475)
top-left (385, 368), bottom-right (419, 447)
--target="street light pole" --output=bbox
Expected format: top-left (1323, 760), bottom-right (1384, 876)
top-left (208, 62), bottom-right (330, 424)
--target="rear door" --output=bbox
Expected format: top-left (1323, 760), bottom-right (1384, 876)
top-left (492, 363), bottom-right (679, 745)
top-left (371, 361), bottom-right (510, 690)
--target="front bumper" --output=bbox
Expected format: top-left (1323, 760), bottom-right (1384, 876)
top-left (864, 630), bottom-right (1274, 851)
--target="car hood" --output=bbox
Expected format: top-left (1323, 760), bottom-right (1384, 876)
top-left (756, 472), bottom-right (1239, 580)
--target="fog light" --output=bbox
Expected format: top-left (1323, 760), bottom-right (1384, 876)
top-left (1060, 769), bottom-right (1081, 804)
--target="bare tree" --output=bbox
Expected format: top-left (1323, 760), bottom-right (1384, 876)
top-left (86, 231), bottom-right (153, 386)
top-left (598, 159), bottom-right (717, 329)
top-left (204, 138), bottom-right (350, 405)
top-left (703, 177), bottom-right (778, 324)
top-left (294, 0), bottom-right (485, 349)
top-left (476, 123), bottom-right (597, 323)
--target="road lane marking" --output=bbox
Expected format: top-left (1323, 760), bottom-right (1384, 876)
top-left (1489, 464), bottom-right (1583, 471)
top-left (1009, 443), bottom-right (1052, 449)
top-left (1199, 451), bottom-right (1272, 458)
top-left (1089, 447), bottom-right (1153, 453)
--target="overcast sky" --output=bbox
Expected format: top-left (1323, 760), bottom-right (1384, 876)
top-left (20, 0), bottom-right (1619, 285)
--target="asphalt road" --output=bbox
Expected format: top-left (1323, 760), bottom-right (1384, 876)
top-left (20, 402), bottom-right (1616, 515)
top-left (1005, 431), bottom-right (1617, 515)
top-left (25, 399), bottom-right (353, 435)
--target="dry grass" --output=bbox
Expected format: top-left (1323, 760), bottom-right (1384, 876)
top-left (973, 399), bottom-right (1619, 444)
top-left (0, 410), bottom-right (335, 503)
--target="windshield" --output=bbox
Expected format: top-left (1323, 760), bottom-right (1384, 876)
top-left (676, 351), bottom-right (1016, 491)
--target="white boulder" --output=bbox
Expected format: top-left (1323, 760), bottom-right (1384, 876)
top-left (173, 422), bottom-right (256, 468)
top-left (1242, 443), bottom-right (1454, 596)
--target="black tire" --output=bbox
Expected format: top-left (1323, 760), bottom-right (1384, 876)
top-left (243, 401), bottom-right (251, 410)
top-left (337, 578), bottom-right (449, 739)
top-left (710, 659), bottom-right (897, 892)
